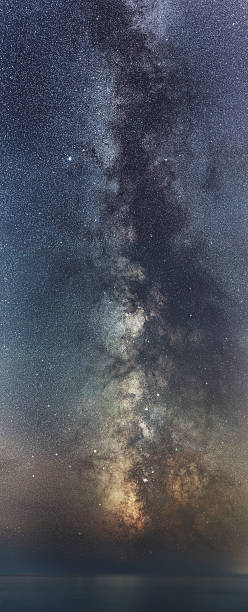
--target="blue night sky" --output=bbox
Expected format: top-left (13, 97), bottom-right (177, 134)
top-left (0, 0), bottom-right (248, 572)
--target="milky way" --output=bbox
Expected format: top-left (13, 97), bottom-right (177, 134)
top-left (0, 0), bottom-right (248, 571)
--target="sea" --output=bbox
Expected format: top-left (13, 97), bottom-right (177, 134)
top-left (0, 575), bottom-right (248, 611)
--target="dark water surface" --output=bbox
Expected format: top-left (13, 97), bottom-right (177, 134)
top-left (0, 575), bottom-right (248, 611)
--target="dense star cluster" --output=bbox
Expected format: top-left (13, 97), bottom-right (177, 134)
top-left (0, 0), bottom-right (248, 570)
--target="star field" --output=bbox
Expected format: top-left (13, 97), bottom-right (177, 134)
top-left (0, 0), bottom-right (248, 572)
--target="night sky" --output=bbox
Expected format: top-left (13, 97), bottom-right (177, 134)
top-left (0, 0), bottom-right (248, 573)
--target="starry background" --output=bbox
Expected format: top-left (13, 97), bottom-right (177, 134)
top-left (0, 0), bottom-right (248, 573)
